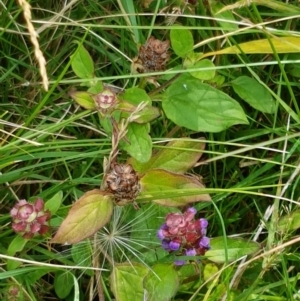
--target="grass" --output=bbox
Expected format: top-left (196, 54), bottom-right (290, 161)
top-left (0, 0), bottom-right (300, 300)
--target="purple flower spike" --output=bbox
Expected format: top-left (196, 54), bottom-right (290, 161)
top-left (186, 248), bottom-right (197, 256)
top-left (174, 260), bottom-right (186, 266)
top-left (169, 240), bottom-right (180, 251)
top-left (199, 236), bottom-right (210, 249)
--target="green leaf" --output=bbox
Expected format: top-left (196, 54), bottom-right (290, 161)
top-left (69, 91), bottom-right (96, 110)
top-left (27, 269), bottom-right (54, 285)
top-left (128, 138), bottom-right (206, 174)
top-left (88, 81), bottom-right (104, 93)
top-left (170, 28), bottom-right (194, 58)
top-left (189, 59), bottom-right (216, 80)
top-left (211, 1), bottom-right (239, 31)
top-left (110, 263), bottom-right (148, 301)
top-left (278, 210), bottom-right (300, 232)
top-left (54, 271), bottom-right (74, 299)
top-left (140, 169), bottom-right (211, 207)
top-left (71, 43), bottom-right (94, 79)
top-left (120, 123), bottom-right (152, 163)
top-left (51, 189), bottom-right (114, 244)
top-left (203, 263), bottom-right (219, 282)
top-left (206, 237), bottom-right (260, 263)
top-left (119, 101), bottom-right (160, 124)
top-left (143, 264), bottom-right (179, 301)
top-left (45, 191), bottom-right (63, 215)
top-left (7, 236), bottom-right (28, 270)
top-left (122, 87), bottom-right (152, 105)
top-left (231, 76), bottom-right (276, 114)
top-left (162, 75), bottom-right (248, 132)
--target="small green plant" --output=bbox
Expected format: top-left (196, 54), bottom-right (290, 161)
top-left (2, 0), bottom-right (300, 300)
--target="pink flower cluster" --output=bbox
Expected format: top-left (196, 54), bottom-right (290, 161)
top-left (157, 207), bottom-right (210, 265)
top-left (10, 198), bottom-right (51, 239)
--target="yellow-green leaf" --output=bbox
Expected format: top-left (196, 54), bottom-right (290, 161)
top-left (51, 189), bottom-right (113, 244)
top-left (202, 36), bottom-right (300, 59)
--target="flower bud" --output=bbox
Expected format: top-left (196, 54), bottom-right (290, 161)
top-left (10, 198), bottom-right (51, 239)
top-left (169, 239), bottom-right (181, 251)
top-left (94, 88), bottom-right (117, 113)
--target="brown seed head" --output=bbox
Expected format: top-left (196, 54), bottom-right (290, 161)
top-left (105, 163), bottom-right (140, 204)
top-left (137, 36), bottom-right (170, 72)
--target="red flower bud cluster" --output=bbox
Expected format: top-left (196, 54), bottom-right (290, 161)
top-left (94, 88), bottom-right (117, 113)
top-left (10, 198), bottom-right (51, 239)
top-left (157, 207), bottom-right (210, 265)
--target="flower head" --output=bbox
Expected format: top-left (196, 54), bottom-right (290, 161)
top-left (94, 88), bottom-right (117, 114)
top-left (10, 198), bottom-right (51, 239)
top-left (157, 208), bottom-right (210, 266)
top-left (105, 163), bottom-right (141, 205)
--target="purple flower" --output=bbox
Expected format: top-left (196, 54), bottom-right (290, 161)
top-left (157, 229), bottom-right (165, 240)
top-left (185, 207), bottom-right (197, 221)
top-left (199, 218), bottom-right (208, 229)
top-left (158, 208), bottom-right (210, 263)
top-left (169, 240), bottom-right (180, 251)
top-left (199, 236), bottom-right (210, 249)
top-left (186, 248), bottom-right (197, 256)
top-left (161, 239), bottom-right (171, 251)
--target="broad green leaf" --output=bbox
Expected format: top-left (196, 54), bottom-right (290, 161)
top-left (210, 1), bottom-right (239, 31)
top-left (231, 76), bottom-right (276, 113)
top-left (45, 191), bottom-right (63, 215)
top-left (189, 59), bottom-right (216, 80)
top-left (119, 101), bottom-right (160, 124)
top-left (71, 43), bottom-right (94, 79)
top-left (143, 264), bottom-right (179, 301)
top-left (162, 75), bottom-right (248, 132)
top-left (122, 87), bottom-right (152, 105)
top-left (140, 169), bottom-right (211, 207)
top-left (70, 91), bottom-right (96, 110)
top-left (128, 138), bottom-right (206, 174)
top-left (120, 123), bottom-right (152, 163)
top-left (51, 189), bottom-right (113, 244)
top-left (7, 236), bottom-right (28, 270)
top-left (206, 237), bottom-right (260, 263)
top-left (278, 210), bottom-right (300, 232)
top-left (170, 28), bottom-right (194, 57)
top-left (7, 235), bottom-right (28, 256)
top-left (110, 263), bottom-right (148, 301)
top-left (201, 36), bottom-right (300, 59)
top-left (54, 271), bottom-right (74, 299)
top-left (203, 263), bottom-right (219, 282)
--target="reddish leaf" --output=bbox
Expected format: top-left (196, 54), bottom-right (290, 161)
top-left (140, 169), bottom-right (211, 207)
top-left (51, 190), bottom-right (113, 244)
